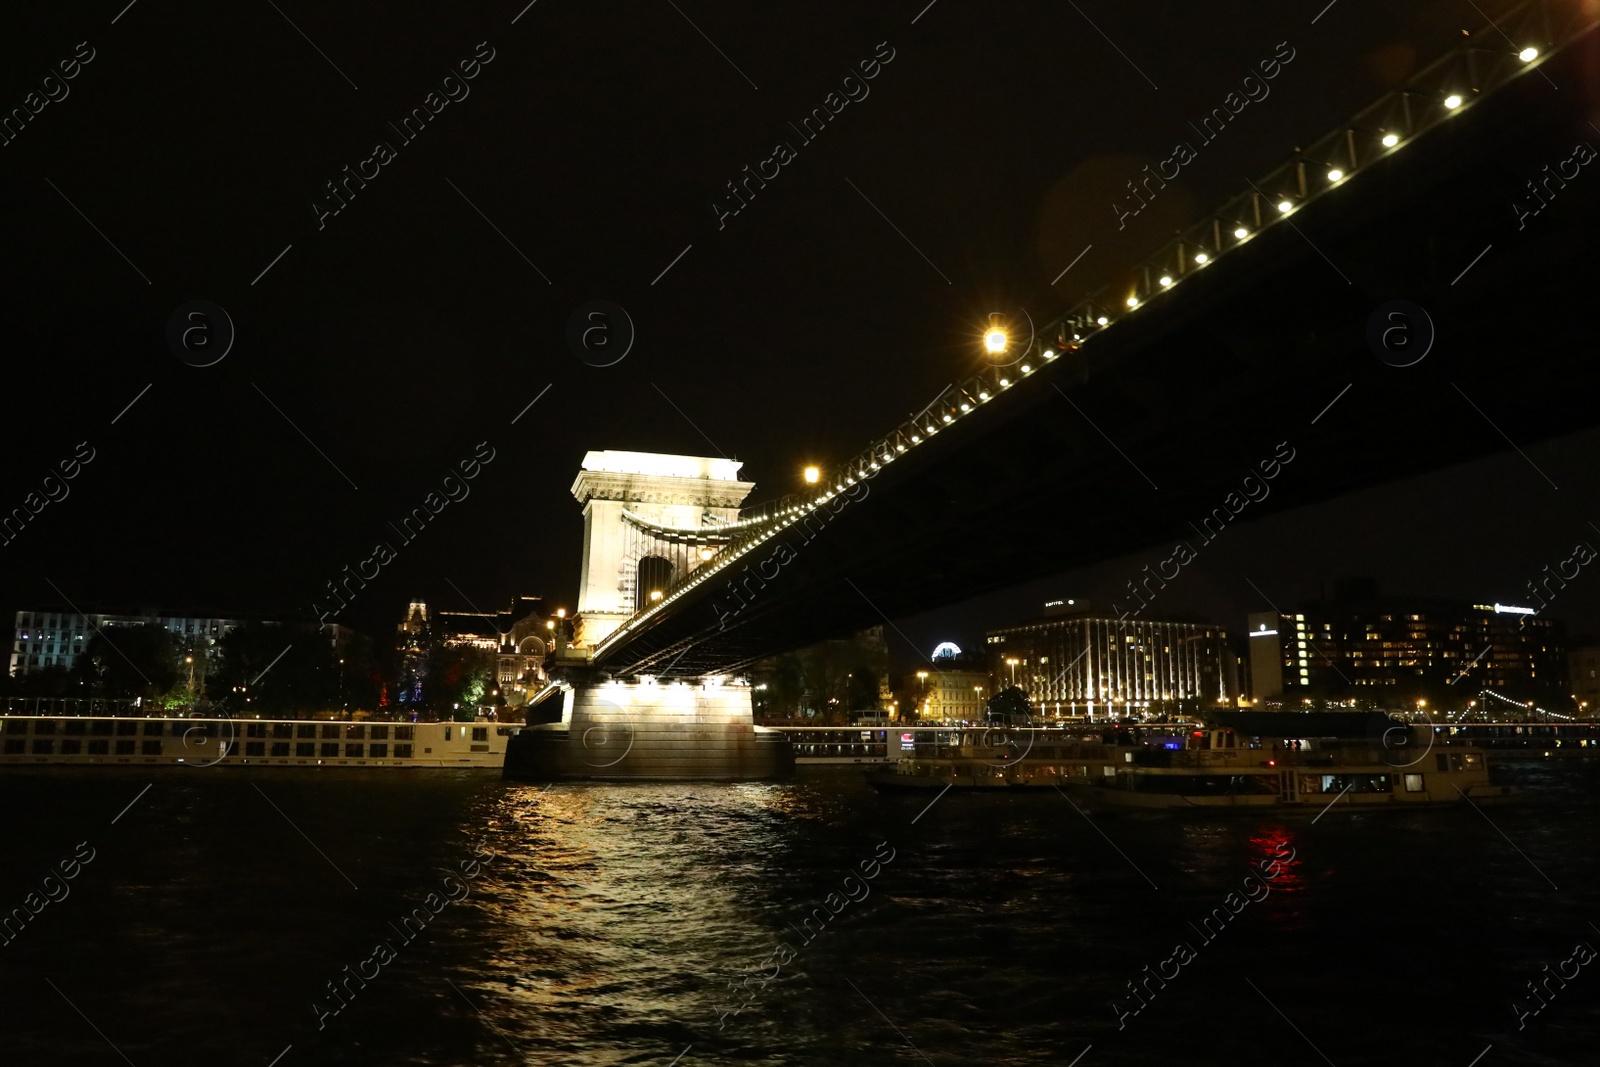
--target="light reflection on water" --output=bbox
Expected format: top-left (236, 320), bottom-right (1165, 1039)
top-left (1, 763), bottom-right (1598, 1066)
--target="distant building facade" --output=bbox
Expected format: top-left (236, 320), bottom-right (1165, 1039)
top-left (1568, 645), bottom-right (1600, 714)
top-left (9, 609), bottom-right (246, 677)
top-left (8, 608), bottom-right (354, 681)
top-left (1246, 581), bottom-right (1566, 706)
top-left (985, 601), bottom-right (1232, 717)
top-left (396, 596), bottom-right (551, 706)
top-left (917, 668), bottom-right (991, 722)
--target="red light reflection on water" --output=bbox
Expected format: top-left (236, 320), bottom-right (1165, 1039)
top-left (1249, 825), bottom-right (1305, 899)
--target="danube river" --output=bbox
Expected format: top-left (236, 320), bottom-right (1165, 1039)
top-left (1, 762), bottom-right (1597, 1065)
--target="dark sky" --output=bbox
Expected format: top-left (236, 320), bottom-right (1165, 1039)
top-left (2, 0), bottom-right (1592, 668)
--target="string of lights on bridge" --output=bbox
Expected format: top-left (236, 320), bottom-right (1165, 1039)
top-left (597, 0), bottom-right (1588, 656)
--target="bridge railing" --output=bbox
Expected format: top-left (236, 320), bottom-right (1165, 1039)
top-left (1051, 0), bottom-right (1583, 345)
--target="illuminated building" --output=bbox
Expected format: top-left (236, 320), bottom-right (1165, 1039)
top-left (1246, 579), bottom-right (1566, 706)
top-left (985, 600), bottom-right (1232, 718)
top-left (8, 608), bottom-right (356, 680)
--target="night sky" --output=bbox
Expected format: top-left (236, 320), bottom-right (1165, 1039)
top-left (2, 0), bottom-right (1594, 670)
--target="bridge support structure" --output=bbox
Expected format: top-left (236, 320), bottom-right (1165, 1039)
top-left (504, 669), bottom-right (794, 780)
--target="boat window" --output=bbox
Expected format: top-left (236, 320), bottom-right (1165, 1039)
top-left (370, 743), bottom-right (388, 758)
top-left (65, 720), bottom-right (87, 735)
top-left (34, 720), bottom-right (57, 735)
top-left (143, 721), bottom-right (163, 736)
top-left (1435, 754), bottom-right (1449, 772)
top-left (3, 720), bottom-right (25, 735)
top-left (1462, 753), bottom-right (1482, 768)
top-left (245, 742), bottom-right (266, 757)
top-left (87, 740), bottom-right (109, 755)
top-left (445, 726), bottom-right (453, 741)
top-left (321, 743), bottom-right (339, 758)
top-left (396, 726), bottom-right (414, 740)
top-left (298, 725), bottom-right (317, 739)
top-left (395, 744), bottom-right (413, 758)
top-left (60, 739), bottom-right (81, 755)
top-left (346, 744), bottom-right (364, 758)
top-left (345, 725), bottom-right (365, 740)
top-left (370, 725), bottom-right (389, 740)
top-left (297, 743), bottom-right (316, 757)
top-left (142, 741), bottom-right (162, 756)
top-left (117, 721), bottom-right (137, 736)
top-left (472, 727), bottom-right (488, 742)
top-left (321, 724), bottom-right (340, 739)
top-left (115, 740), bottom-right (135, 755)
top-left (1404, 774), bottom-right (1424, 792)
top-left (273, 724), bottom-right (293, 739)
top-left (247, 724), bottom-right (267, 739)
top-left (91, 720), bottom-right (113, 735)
top-left (33, 740), bottom-right (53, 755)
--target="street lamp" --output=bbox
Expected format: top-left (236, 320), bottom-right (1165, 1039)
top-left (1005, 657), bottom-right (1020, 686)
top-left (803, 465), bottom-right (820, 485)
top-left (983, 313), bottom-right (1007, 355)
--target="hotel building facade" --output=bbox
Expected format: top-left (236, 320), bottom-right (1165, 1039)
top-left (985, 602), bottom-right (1233, 717)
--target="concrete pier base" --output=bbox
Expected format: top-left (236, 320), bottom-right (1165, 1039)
top-left (503, 677), bottom-right (793, 781)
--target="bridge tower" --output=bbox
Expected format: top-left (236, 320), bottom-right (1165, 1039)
top-left (504, 449), bottom-right (791, 780)
top-left (570, 450), bottom-right (754, 649)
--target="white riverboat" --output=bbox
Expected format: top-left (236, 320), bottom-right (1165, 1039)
top-left (0, 715), bottom-right (509, 768)
top-left (1064, 714), bottom-right (1518, 811)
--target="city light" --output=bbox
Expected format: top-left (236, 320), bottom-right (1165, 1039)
top-left (803, 465), bottom-right (819, 484)
top-left (983, 313), bottom-right (1008, 354)
top-left (649, 589), bottom-right (663, 602)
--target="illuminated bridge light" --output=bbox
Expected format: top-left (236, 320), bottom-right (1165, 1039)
top-left (895, 443), bottom-right (905, 451)
top-left (910, 434), bottom-right (921, 443)
top-left (1327, 168), bottom-right (1343, 182)
top-left (942, 413), bottom-right (953, 423)
top-left (1193, 252), bottom-right (1209, 264)
top-left (1277, 199), bottom-right (1293, 214)
top-left (1096, 316), bottom-right (1109, 326)
top-left (1519, 46), bottom-right (1538, 62)
top-left (1020, 364), bottom-right (1032, 374)
top-left (1444, 93), bottom-right (1462, 109)
top-left (1043, 348), bottom-right (1057, 359)
top-left (999, 377), bottom-right (1011, 387)
top-left (960, 403), bottom-right (971, 412)
top-left (1126, 295), bottom-right (1139, 307)
top-left (1382, 132), bottom-right (1400, 148)
top-left (1233, 226), bottom-right (1249, 239)
top-left (978, 390), bottom-right (990, 400)
top-left (1159, 275), bottom-right (1172, 287)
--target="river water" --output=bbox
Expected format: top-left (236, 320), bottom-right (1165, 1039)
top-left (1, 761), bottom-right (1597, 1066)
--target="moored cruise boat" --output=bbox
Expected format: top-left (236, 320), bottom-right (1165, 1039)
top-left (867, 724), bottom-right (1173, 790)
top-left (0, 715), bottom-right (510, 768)
top-left (1063, 712), bottom-right (1517, 811)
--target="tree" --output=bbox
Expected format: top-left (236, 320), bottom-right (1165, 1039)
top-left (986, 685), bottom-right (1033, 726)
top-left (209, 622), bottom-right (339, 714)
top-left (73, 625), bottom-right (180, 701)
top-left (420, 643), bottom-right (495, 717)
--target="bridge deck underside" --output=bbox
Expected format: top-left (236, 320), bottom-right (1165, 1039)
top-left (598, 29), bottom-right (1600, 677)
